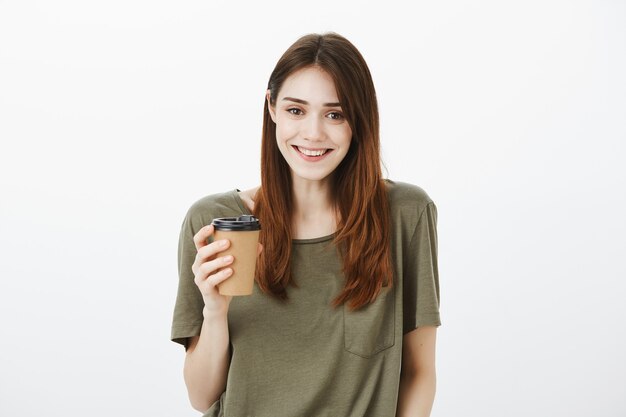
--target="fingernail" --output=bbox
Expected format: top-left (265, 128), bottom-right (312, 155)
top-left (224, 255), bottom-right (233, 262)
top-left (220, 240), bottom-right (228, 247)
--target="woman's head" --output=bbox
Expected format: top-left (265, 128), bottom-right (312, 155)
top-left (266, 65), bottom-right (352, 185)
top-left (262, 32), bottom-right (382, 194)
top-left (255, 32), bottom-right (393, 311)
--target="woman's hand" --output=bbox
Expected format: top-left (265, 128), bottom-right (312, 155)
top-left (191, 224), bottom-right (263, 317)
top-left (191, 224), bottom-right (236, 316)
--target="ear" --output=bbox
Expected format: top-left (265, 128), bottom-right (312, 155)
top-left (266, 89), bottom-right (276, 123)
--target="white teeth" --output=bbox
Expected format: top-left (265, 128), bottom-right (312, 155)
top-left (297, 146), bottom-right (328, 156)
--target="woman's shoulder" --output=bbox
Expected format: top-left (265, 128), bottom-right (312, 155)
top-left (384, 178), bottom-right (434, 211)
top-left (237, 186), bottom-right (260, 212)
top-left (384, 179), bottom-right (437, 233)
top-left (181, 188), bottom-right (245, 231)
top-left (187, 188), bottom-right (239, 212)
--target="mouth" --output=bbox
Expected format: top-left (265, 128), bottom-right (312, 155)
top-left (292, 145), bottom-right (334, 157)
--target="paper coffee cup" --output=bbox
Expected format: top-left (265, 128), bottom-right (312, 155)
top-left (212, 215), bottom-right (261, 296)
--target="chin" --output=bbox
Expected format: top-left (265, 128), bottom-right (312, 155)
top-left (290, 168), bottom-right (335, 183)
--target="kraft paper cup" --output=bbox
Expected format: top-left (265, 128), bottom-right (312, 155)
top-left (212, 215), bottom-right (261, 296)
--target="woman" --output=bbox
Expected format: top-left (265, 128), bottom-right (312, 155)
top-left (171, 32), bottom-right (441, 417)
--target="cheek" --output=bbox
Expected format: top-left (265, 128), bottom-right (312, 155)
top-left (275, 117), bottom-right (296, 139)
top-left (275, 127), bottom-right (288, 147)
top-left (337, 125), bottom-right (352, 145)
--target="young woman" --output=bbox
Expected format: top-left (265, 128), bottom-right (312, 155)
top-left (171, 32), bottom-right (441, 417)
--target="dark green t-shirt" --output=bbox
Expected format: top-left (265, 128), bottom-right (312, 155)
top-left (171, 179), bottom-right (441, 417)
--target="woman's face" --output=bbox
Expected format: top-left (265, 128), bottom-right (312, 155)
top-left (267, 66), bottom-right (353, 184)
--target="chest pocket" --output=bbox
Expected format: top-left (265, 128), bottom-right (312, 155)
top-left (343, 286), bottom-right (396, 358)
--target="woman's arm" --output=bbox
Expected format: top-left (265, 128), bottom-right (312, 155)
top-left (396, 326), bottom-right (438, 417)
top-left (183, 308), bottom-right (231, 413)
top-left (181, 224), bottom-right (248, 412)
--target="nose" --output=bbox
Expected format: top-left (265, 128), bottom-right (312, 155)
top-left (303, 115), bottom-right (324, 142)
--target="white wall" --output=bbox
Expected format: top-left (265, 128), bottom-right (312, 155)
top-left (1, 1), bottom-right (624, 416)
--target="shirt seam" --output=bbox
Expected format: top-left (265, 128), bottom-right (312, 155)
top-left (407, 200), bottom-right (434, 251)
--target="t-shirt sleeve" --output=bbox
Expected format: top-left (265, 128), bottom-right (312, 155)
top-left (170, 209), bottom-right (206, 349)
top-left (403, 200), bottom-right (441, 334)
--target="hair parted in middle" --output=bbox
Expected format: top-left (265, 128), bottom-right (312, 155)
top-left (252, 32), bottom-right (393, 311)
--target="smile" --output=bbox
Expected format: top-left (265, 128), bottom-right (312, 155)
top-left (292, 145), bottom-right (334, 161)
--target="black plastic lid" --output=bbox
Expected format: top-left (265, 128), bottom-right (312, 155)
top-left (212, 215), bottom-right (261, 231)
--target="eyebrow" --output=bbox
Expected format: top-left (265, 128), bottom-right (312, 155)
top-left (282, 97), bottom-right (342, 107)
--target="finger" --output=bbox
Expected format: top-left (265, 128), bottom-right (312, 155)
top-left (198, 254), bottom-right (234, 280)
top-left (193, 224), bottom-right (214, 251)
top-left (197, 267), bottom-right (233, 292)
top-left (206, 267), bottom-right (234, 288)
top-left (192, 238), bottom-right (230, 278)
top-left (257, 242), bottom-right (263, 256)
top-left (197, 238), bottom-right (231, 262)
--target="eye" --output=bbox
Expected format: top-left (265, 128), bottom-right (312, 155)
top-left (287, 108), bottom-right (303, 116)
top-left (328, 112), bottom-right (344, 120)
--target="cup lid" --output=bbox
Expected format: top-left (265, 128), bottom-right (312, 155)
top-left (212, 215), bottom-right (261, 231)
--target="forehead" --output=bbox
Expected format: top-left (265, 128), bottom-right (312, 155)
top-left (278, 67), bottom-right (339, 103)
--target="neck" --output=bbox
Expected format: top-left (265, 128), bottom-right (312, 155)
top-left (290, 175), bottom-right (337, 233)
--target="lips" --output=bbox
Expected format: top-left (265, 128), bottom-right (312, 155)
top-left (291, 145), bottom-right (335, 161)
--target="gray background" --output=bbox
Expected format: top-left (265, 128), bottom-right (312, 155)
top-left (1, 0), bottom-right (624, 416)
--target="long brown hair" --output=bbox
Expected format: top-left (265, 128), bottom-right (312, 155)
top-left (253, 32), bottom-right (393, 311)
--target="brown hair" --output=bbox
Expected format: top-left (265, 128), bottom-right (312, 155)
top-left (252, 32), bottom-right (393, 311)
